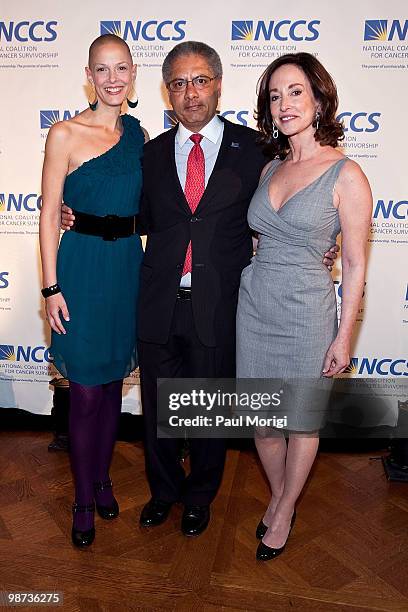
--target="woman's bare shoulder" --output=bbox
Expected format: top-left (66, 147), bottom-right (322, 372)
top-left (338, 156), bottom-right (369, 185)
top-left (259, 157), bottom-right (280, 181)
top-left (46, 110), bottom-right (90, 150)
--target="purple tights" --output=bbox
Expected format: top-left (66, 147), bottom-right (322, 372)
top-left (69, 379), bottom-right (123, 530)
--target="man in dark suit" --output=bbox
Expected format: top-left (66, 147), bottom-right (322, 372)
top-left (137, 41), bottom-right (267, 536)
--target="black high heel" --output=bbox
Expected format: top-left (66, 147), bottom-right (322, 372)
top-left (94, 479), bottom-right (119, 520)
top-left (256, 519), bottom-right (268, 540)
top-left (71, 502), bottom-right (95, 548)
top-left (256, 510), bottom-right (296, 561)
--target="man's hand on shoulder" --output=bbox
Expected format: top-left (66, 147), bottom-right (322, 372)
top-left (141, 126), bottom-right (150, 143)
top-left (323, 244), bottom-right (339, 271)
top-left (61, 203), bottom-right (75, 231)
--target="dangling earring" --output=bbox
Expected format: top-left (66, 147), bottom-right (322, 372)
top-left (88, 83), bottom-right (98, 111)
top-left (126, 97), bottom-right (138, 108)
top-left (315, 110), bottom-right (320, 130)
top-left (127, 79), bottom-right (138, 108)
top-left (272, 121), bottom-right (279, 139)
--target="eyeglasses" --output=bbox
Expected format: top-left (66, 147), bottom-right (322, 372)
top-left (167, 74), bottom-right (219, 93)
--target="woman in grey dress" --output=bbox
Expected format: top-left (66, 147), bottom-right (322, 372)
top-left (236, 53), bottom-right (372, 560)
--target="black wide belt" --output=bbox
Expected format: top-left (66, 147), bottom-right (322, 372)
top-left (71, 209), bottom-right (140, 241)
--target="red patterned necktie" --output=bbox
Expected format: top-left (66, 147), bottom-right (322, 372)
top-left (182, 133), bottom-right (205, 276)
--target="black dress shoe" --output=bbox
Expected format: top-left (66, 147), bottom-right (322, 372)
top-left (256, 519), bottom-right (268, 540)
top-left (140, 499), bottom-right (173, 527)
top-left (71, 502), bottom-right (95, 548)
top-left (181, 505), bottom-right (210, 537)
top-left (94, 479), bottom-right (119, 520)
top-left (256, 510), bottom-right (296, 561)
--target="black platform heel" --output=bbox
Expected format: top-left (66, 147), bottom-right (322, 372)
top-left (94, 479), bottom-right (119, 520)
top-left (71, 502), bottom-right (95, 548)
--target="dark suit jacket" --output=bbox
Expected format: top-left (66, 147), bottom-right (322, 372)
top-left (138, 117), bottom-right (267, 347)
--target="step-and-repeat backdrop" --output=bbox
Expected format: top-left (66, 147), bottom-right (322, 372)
top-left (0, 1), bottom-right (407, 416)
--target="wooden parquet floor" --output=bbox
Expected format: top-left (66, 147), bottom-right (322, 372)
top-left (0, 432), bottom-right (407, 612)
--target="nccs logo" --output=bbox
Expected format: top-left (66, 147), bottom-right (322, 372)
top-left (373, 199), bottom-right (408, 220)
top-left (219, 110), bottom-right (249, 126)
top-left (364, 20), bottom-right (408, 41)
top-left (0, 272), bottom-right (9, 289)
top-left (336, 112), bottom-right (381, 133)
top-left (231, 20), bottom-right (320, 41)
top-left (164, 109), bottom-right (250, 129)
top-left (100, 20), bottom-right (186, 41)
top-left (0, 193), bottom-right (42, 213)
top-left (345, 357), bottom-right (408, 376)
top-left (0, 344), bottom-right (52, 363)
top-left (40, 110), bottom-right (79, 129)
top-left (0, 21), bottom-right (58, 42)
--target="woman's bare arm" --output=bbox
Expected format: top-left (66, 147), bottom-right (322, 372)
top-left (39, 122), bottom-right (71, 334)
top-left (322, 160), bottom-right (372, 376)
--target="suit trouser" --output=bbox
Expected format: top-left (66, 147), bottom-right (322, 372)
top-left (138, 297), bottom-right (235, 506)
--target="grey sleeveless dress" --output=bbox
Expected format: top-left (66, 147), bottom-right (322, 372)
top-left (236, 158), bottom-right (347, 431)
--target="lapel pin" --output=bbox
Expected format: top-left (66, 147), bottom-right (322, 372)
top-left (230, 142), bottom-right (240, 148)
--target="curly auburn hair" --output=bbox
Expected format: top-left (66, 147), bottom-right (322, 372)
top-left (256, 52), bottom-right (344, 159)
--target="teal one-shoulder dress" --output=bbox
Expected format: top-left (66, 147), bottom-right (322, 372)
top-left (50, 114), bottom-right (144, 385)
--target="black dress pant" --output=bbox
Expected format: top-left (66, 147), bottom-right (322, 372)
top-left (138, 297), bottom-right (235, 506)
